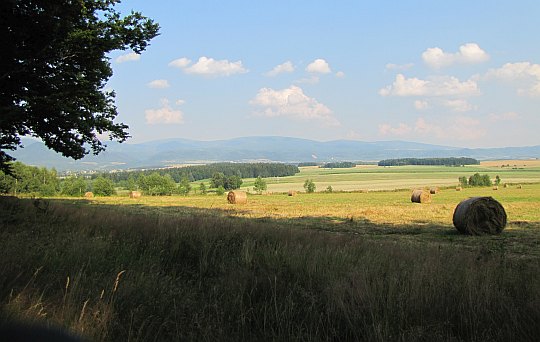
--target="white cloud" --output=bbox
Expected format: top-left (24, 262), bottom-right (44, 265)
top-left (335, 71), bottom-right (346, 78)
top-left (414, 100), bottom-right (429, 110)
top-left (488, 111), bottom-right (519, 122)
top-left (168, 56), bottom-right (248, 77)
top-left (265, 61), bottom-right (295, 76)
top-left (443, 99), bottom-right (475, 112)
top-left (115, 52), bottom-right (140, 63)
top-left (295, 75), bottom-right (320, 84)
top-left (168, 57), bottom-right (191, 68)
top-left (175, 99), bottom-right (186, 106)
top-left (147, 79), bottom-right (170, 89)
top-left (385, 63), bottom-right (414, 71)
top-left (250, 85), bottom-right (339, 126)
top-left (145, 99), bottom-right (184, 125)
top-left (379, 74), bottom-right (479, 97)
top-left (422, 43), bottom-right (489, 69)
top-left (486, 62), bottom-right (540, 96)
top-left (379, 123), bottom-right (412, 136)
top-left (306, 59), bottom-right (331, 74)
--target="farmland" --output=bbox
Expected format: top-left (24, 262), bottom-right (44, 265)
top-left (1, 161), bottom-right (540, 341)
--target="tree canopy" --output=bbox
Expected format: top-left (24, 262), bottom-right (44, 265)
top-left (0, 0), bottom-right (159, 172)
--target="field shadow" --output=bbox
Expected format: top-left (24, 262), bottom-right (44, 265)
top-left (18, 196), bottom-right (539, 259)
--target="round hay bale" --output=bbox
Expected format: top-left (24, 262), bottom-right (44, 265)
top-left (503, 183), bottom-right (508, 188)
top-left (84, 192), bottom-right (94, 198)
top-left (227, 191), bottom-right (247, 204)
top-left (288, 190), bottom-right (297, 196)
top-left (452, 197), bottom-right (507, 235)
top-left (129, 191), bottom-right (142, 198)
top-left (456, 186), bottom-right (462, 191)
top-left (411, 189), bottom-right (431, 203)
top-left (429, 187), bottom-right (439, 194)
top-left (493, 186), bottom-right (499, 190)
top-left (517, 184), bottom-right (522, 189)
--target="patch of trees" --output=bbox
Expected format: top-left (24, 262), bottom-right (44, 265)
top-left (321, 162), bottom-right (356, 168)
top-left (0, 162), bottom-right (59, 196)
top-left (99, 163), bottom-right (299, 183)
top-left (458, 173), bottom-right (494, 187)
top-left (378, 157), bottom-right (479, 167)
top-left (210, 173), bottom-right (243, 191)
top-left (297, 162), bottom-right (319, 167)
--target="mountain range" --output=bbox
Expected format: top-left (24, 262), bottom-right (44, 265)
top-left (10, 136), bottom-right (540, 171)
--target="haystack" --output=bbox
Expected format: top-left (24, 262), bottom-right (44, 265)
top-left (493, 186), bottom-right (499, 190)
top-left (227, 191), bottom-right (247, 204)
top-left (503, 183), bottom-right (508, 188)
top-left (129, 191), bottom-right (142, 198)
top-left (411, 189), bottom-right (431, 203)
top-left (430, 187), bottom-right (439, 194)
top-left (84, 192), bottom-right (94, 198)
top-left (456, 186), bottom-right (462, 191)
top-left (517, 184), bottom-right (523, 189)
top-left (452, 197), bottom-right (507, 235)
top-left (288, 190), bottom-right (297, 196)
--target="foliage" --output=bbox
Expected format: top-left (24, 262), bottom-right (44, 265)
top-left (325, 185), bottom-right (333, 193)
top-left (0, 0), bottom-right (160, 173)
top-left (459, 176), bottom-right (468, 188)
top-left (177, 176), bottom-right (191, 196)
top-left (379, 157), bottom-right (479, 167)
top-left (304, 179), bottom-right (316, 193)
top-left (138, 173), bottom-right (176, 196)
top-left (92, 176), bottom-right (115, 196)
top-left (0, 162), bottom-right (59, 196)
top-left (495, 175), bottom-right (501, 185)
top-left (253, 176), bottom-right (267, 194)
top-left (61, 176), bottom-right (88, 196)
top-left (321, 162), bottom-right (356, 168)
top-left (210, 172), bottom-right (242, 190)
top-left (198, 182), bottom-right (207, 195)
top-left (468, 173), bottom-right (492, 187)
top-left (216, 186), bottom-right (225, 196)
top-left (99, 163), bottom-right (299, 183)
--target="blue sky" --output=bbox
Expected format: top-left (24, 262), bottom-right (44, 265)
top-left (108, 0), bottom-right (540, 148)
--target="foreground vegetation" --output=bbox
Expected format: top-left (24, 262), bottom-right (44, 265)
top-left (1, 180), bottom-right (540, 340)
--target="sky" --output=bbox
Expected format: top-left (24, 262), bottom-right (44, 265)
top-left (107, 0), bottom-right (540, 148)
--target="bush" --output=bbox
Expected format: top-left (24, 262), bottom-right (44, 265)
top-left (92, 176), bottom-right (115, 196)
top-left (304, 179), bottom-right (316, 193)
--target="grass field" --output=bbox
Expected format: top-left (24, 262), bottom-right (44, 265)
top-left (1, 162), bottom-right (540, 341)
top-left (237, 161), bottom-right (540, 192)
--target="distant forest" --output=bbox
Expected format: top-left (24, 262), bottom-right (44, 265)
top-left (378, 157), bottom-right (479, 167)
top-left (321, 162), bottom-right (356, 168)
top-left (97, 163), bottom-right (300, 182)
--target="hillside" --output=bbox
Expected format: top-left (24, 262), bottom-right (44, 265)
top-left (10, 136), bottom-right (540, 171)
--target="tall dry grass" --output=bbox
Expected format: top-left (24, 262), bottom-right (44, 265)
top-left (1, 196), bottom-right (539, 341)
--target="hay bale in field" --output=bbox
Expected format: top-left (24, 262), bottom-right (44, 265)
top-left (288, 190), bottom-right (297, 196)
top-left (452, 197), bottom-right (507, 235)
top-left (430, 187), bottom-right (439, 194)
top-left (129, 191), bottom-right (142, 198)
top-left (493, 186), bottom-right (499, 190)
top-left (503, 183), bottom-right (508, 188)
top-left (517, 184), bottom-right (522, 189)
top-left (227, 191), bottom-right (247, 204)
top-left (84, 192), bottom-right (94, 198)
top-left (456, 186), bottom-right (462, 191)
top-left (411, 189), bottom-right (431, 203)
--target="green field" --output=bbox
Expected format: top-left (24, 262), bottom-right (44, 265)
top-left (1, 163), bottom-right (540, 341)
top-left (239, 162), bottom-right (540, 192)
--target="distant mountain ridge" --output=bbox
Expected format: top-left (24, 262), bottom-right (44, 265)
top-left (10, 136), bottom-right (540, 171)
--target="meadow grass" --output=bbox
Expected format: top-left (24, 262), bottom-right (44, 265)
top-left (239, 163), bottom-right (540, 192)
top-left (1, 164), bottom-right (540, 340)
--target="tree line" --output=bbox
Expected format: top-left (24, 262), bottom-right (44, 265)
top-left (378, 157), bottom-right (479, 166)
top-left (96, 163), bottom-right (299, 183)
